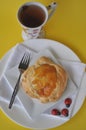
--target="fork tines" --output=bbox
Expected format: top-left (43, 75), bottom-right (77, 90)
top-left (18, 52), bottom-right (30, 70)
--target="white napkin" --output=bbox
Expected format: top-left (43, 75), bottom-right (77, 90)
top-left (0, 45), bottom-right (85, 120)
top-left (4, 50), bottom-right (77, 119)
top-left (0, 44), bottom-right (36, 78)
top-left (0, 44), bottom-right (36, 119)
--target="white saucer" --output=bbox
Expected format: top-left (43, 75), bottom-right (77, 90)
top-left (0, 39), bottom-right (86, 129)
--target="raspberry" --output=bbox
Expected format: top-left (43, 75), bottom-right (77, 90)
top-left (61, 108), bottom-right (69, 117)
top-left (51, 109), bottom-right (61, 115)
top-left (64, 98), bottom-right (72, 107)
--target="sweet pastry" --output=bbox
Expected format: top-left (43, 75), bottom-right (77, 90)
top-left (21, 56), bottom-right (68, 103)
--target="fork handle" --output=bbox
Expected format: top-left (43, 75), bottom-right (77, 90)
top-left (9, 73), bottom-right (22, 109)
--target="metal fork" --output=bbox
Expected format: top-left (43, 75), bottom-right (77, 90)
top-left (9, 52), bottom-right (30, 109)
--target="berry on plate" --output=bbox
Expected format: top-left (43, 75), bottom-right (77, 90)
top-left (51, 109), bottom-right (61, 115)
top-left (61, 108), bottom-right (69, 117)
top-left (64, 98), bottom-right (72, 107)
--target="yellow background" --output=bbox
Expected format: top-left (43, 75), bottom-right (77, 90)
top-left (0, 0), bottom-right (86, 130)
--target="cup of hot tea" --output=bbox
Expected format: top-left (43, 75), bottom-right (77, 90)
top-left (17, 2), bottom-right (57, 40)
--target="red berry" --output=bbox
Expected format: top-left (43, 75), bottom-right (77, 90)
top-left (51, 109), bottom-right (61, 115)
top-left (61, 108), bottom-right (69, 117)
top-left (64, 98), bottom-right (72, 107)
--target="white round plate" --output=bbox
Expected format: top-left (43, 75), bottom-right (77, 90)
top-left (0, 39), bottom-right (85, 129)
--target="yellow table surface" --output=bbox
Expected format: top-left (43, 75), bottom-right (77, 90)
top-left (0, 0), bottom-right (86, 130)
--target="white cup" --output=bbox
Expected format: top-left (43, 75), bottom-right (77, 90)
top-left (17, 2), bottom-right (57, 40)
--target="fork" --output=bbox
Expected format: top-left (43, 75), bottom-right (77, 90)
top-left (9, 52), bottom-right (30, 109)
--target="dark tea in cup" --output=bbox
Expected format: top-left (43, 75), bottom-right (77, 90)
top-left (18, 4), bottom-right (47, 28)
